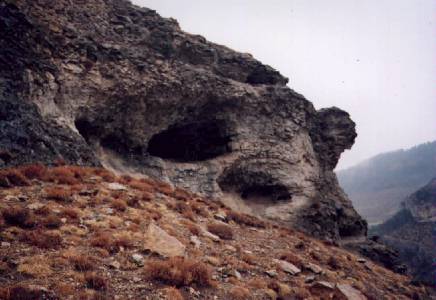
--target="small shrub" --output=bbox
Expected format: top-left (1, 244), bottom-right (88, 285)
top-left (0, 169), bottom-right (29, 187)
top-left (85, 272), bottom-right (108, 291)
top-left (0, 284), bottom-right (55, 300)
top-left (21, 229), bottom-right (62, 249)
top-left (145, 257), bottom-right (213, 287)
top-left (278, 252), bottom-right (302, 268)
top-left (111, 199), bottom-right (127, 212)
top-left (163, 287), bottom-right (184, 300)
top-left (327, 256), bottom-right (340, 270)
top-left (127, 196), bottom-right (140, 208)
top-left (2, 206), bottom-right (36, 228)
top-left (61, 207), bottom-right (81, 219)
top-left (181, 220), bottom-right (201, 236)
top-left (70, 255), bottom-right (96, 272)
top-left (228, 286), bottom-right (251, 300)
top-left (141, 192), bottom-right (153, 201)
top-left (46, 166), bottom-right (79, 185)
top-left (227, 211), bottom-right (266, 228)
top-left (45, 186), bottom-right (72, 202)
top-left (173, 202), bottom-right (195, 221)
top-left (247, 278), bottom-right (268, 289)
top-left (173, 188), bottom-right (191, 201)
top-left (90, 232), bottom-right (115, 252)
top-left (43, 214), bottom-right (63, 229)
top-left (241, 253), bottom-right (257, 265)
top-left (20, 163), bottom-right (47, 180)
top-left (207, 222), bottom-right (233, 240)
top-left (129, 180), bottom-right (154, 192)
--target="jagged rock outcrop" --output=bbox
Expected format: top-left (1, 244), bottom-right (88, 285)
top-left (371, 178), bottom-right (436, 285)
top-left (0, 0), bottom-right (366, 240)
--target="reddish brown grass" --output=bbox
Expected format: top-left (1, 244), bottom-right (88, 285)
top-left (207, 222), bottom-right (234, 240)
top-left (85, 272), bottom-right (108, 291)
top-left (43, 214), bottom-right (62, 229)
top-left (227, 211), bottom-right (266, 228)
top-left (0, 284), bottom-right (54, 300)
top-left (163, 287), bottom-right (184, 300)
top-left (61, 207), bottom-right (81, 219)
top-left (45, 186), bottom-right (72, 202)
top-left (0, 169), bottom-right (29, 187)
top-left (228, 286), bottom-right (251, 300)
top-left (144, 257), bottom-right (213, 287)
top-left (20, 163), bottom-right (47, 180)
top-left (45, 166), bottom-right (79, 185)
top-left (70, 255), bottom-right (96, 272)
top-left (2, 206), bottom-right (36, 228)
top-left (20, 229), bottom-right (62, 249)
top-left (90, 232), bottom-right (115, 252)
top-left (111, 199), bottom-right (127, 212)
top-left (181, 220), bottom-right (201, 236)
top-left (278, 251), bottom-right (302, 268)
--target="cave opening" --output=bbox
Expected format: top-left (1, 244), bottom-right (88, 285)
top-left (240, 184), bottom-right (291, 202)
top-left (75, 118), bottom-right (98, 143)
top-left (147, 120), bottom-right (232, 162)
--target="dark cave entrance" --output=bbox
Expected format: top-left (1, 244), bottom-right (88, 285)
top-left (240, 184), bottom-right (291, 202)
top-left (147, 120), bottom-right (232, 162)
top-left (75, 118), bottom-right (98, 143)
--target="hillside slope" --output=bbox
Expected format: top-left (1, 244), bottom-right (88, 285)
top-left (337, 141), bottom-right (436, 224)
top-left (0, 165), bottom-right (431, 299)
top-left (0, 0), bottom-right (366, 240)
top-left (370, 178), bottom-right (436, 286)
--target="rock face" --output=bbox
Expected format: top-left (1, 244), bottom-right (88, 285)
top-left (371, 178), bottom-right (436, 285)
top-left (0, 0), bottom-right (366, 240)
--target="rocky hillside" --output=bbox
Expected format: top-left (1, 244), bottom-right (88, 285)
top-left (337, 141), bottom-right (436, 224)
top-left (0, 165), bottom-right (431, 299)
top-left (371, 178), bottom-right (436, 286)
top-left (0, 0), bottom-right (367, 241)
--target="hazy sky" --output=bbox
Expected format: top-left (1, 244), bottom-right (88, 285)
top-left (133, 0), bottom-right (436, 169)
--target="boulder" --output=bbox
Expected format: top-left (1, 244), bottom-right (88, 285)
top-left (143, 223), bottom-right (186, 257)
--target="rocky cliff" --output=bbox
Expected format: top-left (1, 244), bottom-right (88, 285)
top-left (371, 178), bottom-right (436, 285)
top-left (0, 0), bottom-right (367, 241)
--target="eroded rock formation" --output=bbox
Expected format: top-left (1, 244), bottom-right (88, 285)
top-left (0, 0), bottom-right (366, 240)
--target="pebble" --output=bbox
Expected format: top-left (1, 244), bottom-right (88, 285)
top-left (273, 259), bottom-right (301, 275)
top-left (190, 235), bottom-right (201, 248)
top-left (305, 275), bottom-right (316, 283)
top-left (108, 261), bottom-right (120, 269)
top-left (265, 270), bottom-right (278, 277)
top-left (106, 182), bottom-right (128, 191)
top-left (357, 258), bottom-right (366, 263)
top-left (306, 262), bottom-right (323, 274)
top-left (1, 242), bottom-right (11, 248)
top-left (131, 254), bottom-right (144, 266)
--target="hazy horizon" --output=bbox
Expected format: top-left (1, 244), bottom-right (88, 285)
top-left (134, 0), bottom-right (436, 169)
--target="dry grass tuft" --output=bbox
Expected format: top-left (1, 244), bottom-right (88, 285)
top-left (145, 257), bottom-right (213, 287)
top-left (90, 232), bottom-right (115, 252)
top-left (70, 255), bottom-right (96, 272)
top-left (20, 229), bottom-right (62, 249)
top-left (181, 220), bottom-right (201, 236)
top-left (207, 222), bottom-right (234, 240)
top-left (278, 252), bottom-right (302, 268)
top-left (19, 163), bottom-right (47, 180)
top-left (162, 287), bottom-right (184, 300)
top-left (45, 186), bottom-right (72, 202)
top-left (111, 199), bottom-right (127, 212)
top-left (85, 272), bottom-right (108, 291)
top-left (2, 206), bottom-right (36, 228)
top-left (43, 214), bottom-right (63, 229)
top-left (228, 286), bottom-right (251, 300)
top-left (227, 211), bottom-right (266, 228)
top-left (61, 207), bottom-right (81, 219)
top-left (0, 284), bottom-right (54, 300)
top-left (0, 169), bottom-right (29, 187)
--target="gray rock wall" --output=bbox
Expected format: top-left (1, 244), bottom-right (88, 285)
top-left (0, 0), bottom-right (366, 240)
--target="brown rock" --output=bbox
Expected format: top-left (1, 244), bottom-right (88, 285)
top-left (143, 223), bottom-right (186, 257)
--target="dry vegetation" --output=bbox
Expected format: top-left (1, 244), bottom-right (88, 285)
top-left (0, 164), bottom-right (431, 299)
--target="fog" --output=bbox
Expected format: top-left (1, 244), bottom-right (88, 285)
top-left (133, 0), bottom-right (436, 169)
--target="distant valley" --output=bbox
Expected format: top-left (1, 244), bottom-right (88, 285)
top-left (337, 141), bottom-right (436, 224)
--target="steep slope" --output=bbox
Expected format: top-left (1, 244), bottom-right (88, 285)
top-left (0, 0), bottom-right (366, 241)
top-left (337, 141), bottom-right (436, 224)
top-left (371, 178), bottom-right (436, 286)
top-left (0, 165), bottom-right (432, 299)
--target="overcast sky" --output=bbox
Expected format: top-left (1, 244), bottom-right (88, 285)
top-left (133, 0), bottom-right (436, 169)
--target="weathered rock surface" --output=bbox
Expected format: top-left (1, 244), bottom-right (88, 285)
top-left (143, 223), bottom-right (186, 257)
top-left (0, 0), bottom-right (366, 240)
top-left (371, 178), bottom-right (436, 285)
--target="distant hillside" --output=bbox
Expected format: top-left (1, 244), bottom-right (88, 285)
top-left (370, 178), bottom-right (436, 286)
top-left (337, 141), bottom-right (436, 224)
